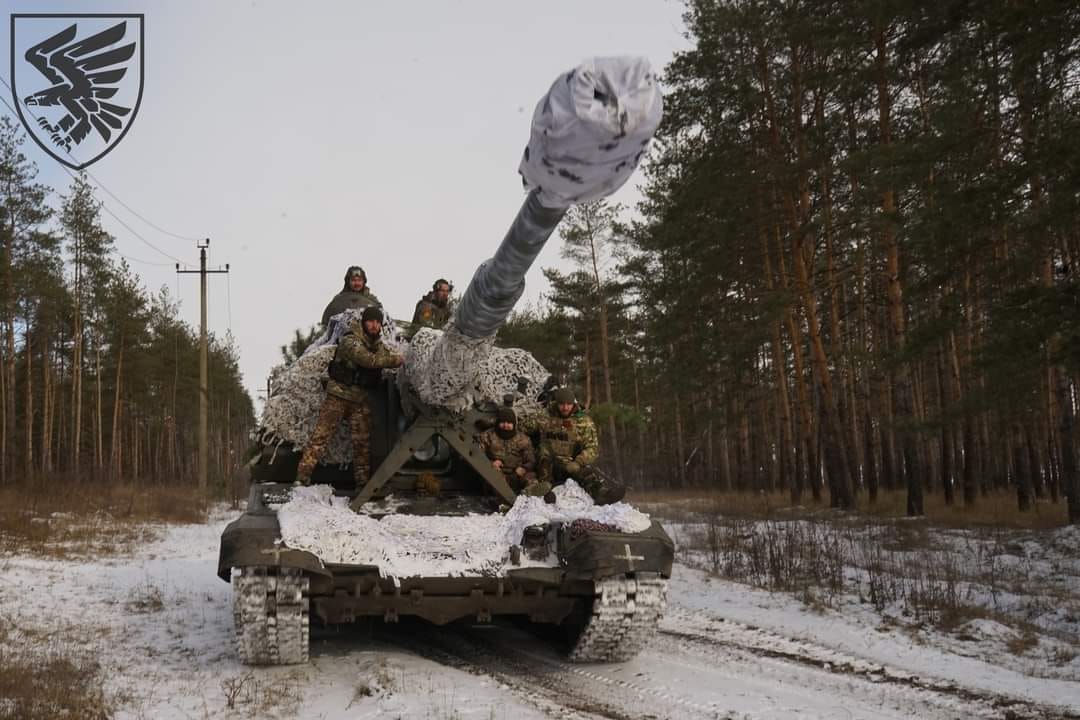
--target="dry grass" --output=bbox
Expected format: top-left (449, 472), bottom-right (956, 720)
top-left (0, 480), bottom-right (209, 558)
top-left (0, 618), bottom-right (110, 720)
top-left (631, 486), bottom-right (1071, 529)
top-left (218, 670), bottom-right (303, 716)
top-left (674, 503), bottom-right (1080, 657)
top-left (348, 657), bottom-right (400, 707)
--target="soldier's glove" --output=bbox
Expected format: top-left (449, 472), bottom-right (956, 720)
top-left (543, 490), bottom-right (557, 505)
top-left (563, 461), bottom-right (582, 476)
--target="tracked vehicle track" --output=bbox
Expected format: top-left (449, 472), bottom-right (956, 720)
top-left (568, 575), bottom-right (667, 662)
top-left (232, 566), bottom-right (310, 665)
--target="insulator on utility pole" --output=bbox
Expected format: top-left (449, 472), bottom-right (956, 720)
top-left (177, 238), bottom-right (230, 492)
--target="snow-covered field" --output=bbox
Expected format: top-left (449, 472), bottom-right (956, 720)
top-left (1, 505), bottom-right (1078, 719)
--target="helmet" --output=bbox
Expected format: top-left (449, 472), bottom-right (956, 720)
top-left (496, 407), bottom-right (516, 425)
top-left (344, 266), bottom-right (367, 291)
top-left (361, 306), bottom-right (384, 324)
top-left (552, 388), bottom-right (575, 405)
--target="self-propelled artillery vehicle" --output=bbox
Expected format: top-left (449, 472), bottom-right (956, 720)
top-left (218, 56), bottom-right (674, 665)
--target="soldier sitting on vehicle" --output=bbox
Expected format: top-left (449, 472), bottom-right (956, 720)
top-left (521, 387), bottom-right (625, 505)
top-left (297, 306), bottom-right (403, 487)
top-left (476, 407), bottom-right (548, 497)
top-left (321, 265), bottom-right (382, 326)
top-left (411, 278), bottom-right (452, 329)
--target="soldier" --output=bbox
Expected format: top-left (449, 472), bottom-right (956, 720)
top-left (411, 278), bottom-right (452, 329)
top-left (522, 387), bottom-right (625, 504)
top-left (321, 266), bottom-right (382, 326)
top-left (476, 407), bottom-right (547, 496)
top-left (297, 306), bottom-right (403, 486)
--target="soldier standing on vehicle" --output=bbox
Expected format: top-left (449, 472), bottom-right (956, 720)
top-left (321, 266), bottom-right (382, 326)
top-left (476, 407), bottom-right (546, 496)
top-left (297, 306), bottom-right (403, 486)
top-left (522, 387), bottom-right (625, 504)
top-left (411, 278), bottom-right (452, 329)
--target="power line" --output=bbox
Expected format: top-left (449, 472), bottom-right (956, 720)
top-left (0, 76), bottom-right (200, 252)
top-left (0, 89), bottom-right (184, 264)
top-left (116, 251), bottom-right (175, 267)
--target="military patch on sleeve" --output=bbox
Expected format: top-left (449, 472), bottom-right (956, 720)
top-left (422, 307), bottom-right (433, 320)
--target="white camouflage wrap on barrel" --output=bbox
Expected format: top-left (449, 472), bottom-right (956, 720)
top-left (518, 56), bottom-right (663, 209)
top-left (402, 326), bottom-right (549, 416)
top-left (415, 56), bottom-right (663, 410)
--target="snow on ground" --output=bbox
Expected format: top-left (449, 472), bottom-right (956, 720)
top-left (1, 504), bottom-right (1078, 719)
top-left (662, 512), bottom-right (1080, 690)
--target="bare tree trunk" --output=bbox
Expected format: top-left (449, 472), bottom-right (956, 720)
top-left (774, 225), bottom-right (813, 502)
top-left (596, 304), bottom-right (623, 481)
top-left (936, 342), bottom-right (955, 505)
top-left (582, 333), bottom-right (592, 409)
top-left (72, 253), bottom-right (83, 477)
top-left (3, 223), bottom-right (14, 485)
top-left (673, 391), bottom-right (686, 488)
top-left (1059, 372), bottom-right (1080, 523)
top-left (875, 28), bottom-right (921, 516)
top-left (110, 336), bottom-right (124, 481)
top-left (761, 219), bottom-right (795, 498)
top-left (0, 337), bottom-right (6, 484)
top-left (95, 342), bottom-right (103, 477)
top-left (632, 360), bottom-right (645, 488)
top-left (705, 393), bottom-right (715, 488)
top-left (1014, 421), bottom-right (1034, 511)
top-left (40, 338), bottom-right (50, 474)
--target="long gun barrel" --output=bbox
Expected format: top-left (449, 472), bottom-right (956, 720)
top-left (407, 56), bottom-right (663, 411)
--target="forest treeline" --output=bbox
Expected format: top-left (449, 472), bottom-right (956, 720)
top-left (0, 116), bottom-right (253, 489)
top-left (500, 0), bottom-right (1080, 521)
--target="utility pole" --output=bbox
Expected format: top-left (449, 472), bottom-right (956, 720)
top-left (177, 239), bottom-right (229, 492)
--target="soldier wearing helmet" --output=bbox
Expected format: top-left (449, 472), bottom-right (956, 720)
top-left (521, 387), bottom-right (625, 504)
top-left (476, 406), bottom-right (545, 496)
top-left (411, 278), bottom-right (453, 329)
top-left (297, 305), bottom-right (404, 487)
top-left (321, 266), bottom-right (382, 326)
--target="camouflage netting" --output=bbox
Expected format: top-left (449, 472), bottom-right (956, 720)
top-left (251, 309), bottom-right (408, 465)
top-left (403, 325), bottom-right (549, 416)
top-left (251, 311), bottom-right (550, 466)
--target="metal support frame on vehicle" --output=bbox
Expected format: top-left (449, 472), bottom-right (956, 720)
top-left (350, 404), bottom-right (516, 510)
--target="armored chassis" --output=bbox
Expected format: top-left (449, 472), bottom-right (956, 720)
top-left (219, 55), bottom-right (670, 665)
top-left (219, 377), bottom-right (674, 665)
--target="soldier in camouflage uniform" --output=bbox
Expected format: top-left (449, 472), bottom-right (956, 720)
top-left (411, 279), bottom-right (452, 329)
top-left (521, 387), bottom-right (625, 505)
top-left (321, 266), bottom-right (382, 326)
top-left (476, 407), bottom-right (547, 496)
top-left (297, 306), bottom-right (404, 486)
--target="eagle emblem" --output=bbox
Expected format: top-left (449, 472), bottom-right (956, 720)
top-left (11, 14), bottom-right (144, 169)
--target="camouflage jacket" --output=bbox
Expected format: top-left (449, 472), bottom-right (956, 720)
top-left (476, 429), bottom-right (535, 475)
top-left (325, 330), bottom-right (401, 403)
top-left (321, 289), bottom-right (381, 326)
top-left (412, 293), bottom-right (451, 329)
top-left (520, 406), bottom-right (599, 466)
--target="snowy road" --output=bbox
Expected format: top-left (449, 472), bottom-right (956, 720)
top-left (1, 509), bottom-right (1077, 719)
top-left (358, 608), bottom-right (1073, 720)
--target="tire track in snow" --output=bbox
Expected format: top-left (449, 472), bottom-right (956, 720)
top-left (662, 605), bottom-right (1080, 720)
top-left (375, 621), bottom-right (643, 720)
top-left (458, 626), bottom-right (735, 719)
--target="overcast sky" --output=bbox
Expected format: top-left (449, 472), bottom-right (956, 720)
top-left (1, 0), bottom-right (691, 407)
